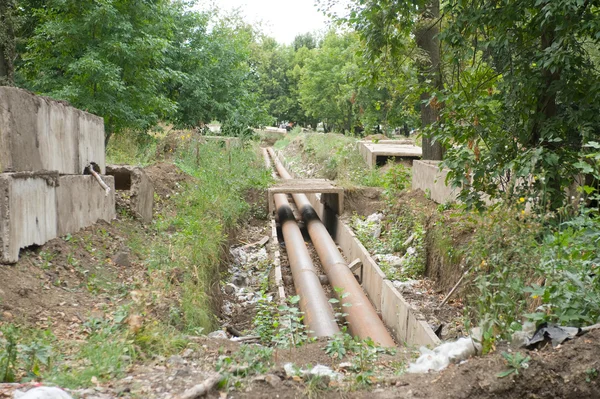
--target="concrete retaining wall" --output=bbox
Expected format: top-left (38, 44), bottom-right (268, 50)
top-left (56, 175), bottom-right (116, 236)
top-left (0, 87), bottom-right (106, 174)
top-left (0, 173), bottom-right (115, 263)
top-left (411, 160), bottom-right (458, 204)
top-left (0, 173), bottom-right (59, 264)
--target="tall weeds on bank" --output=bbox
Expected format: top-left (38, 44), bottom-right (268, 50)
top-left (148, 137), bottom-right (272, 331)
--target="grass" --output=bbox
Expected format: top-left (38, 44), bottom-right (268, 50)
top-left (276, 132), bottom-right (383, 187)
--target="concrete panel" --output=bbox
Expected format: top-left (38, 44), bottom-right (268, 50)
top-left (56, 175), bottom-right (116, 237)
top-left (0, 87), bottom-right (105, 174)
top-left (106, 165), bottom-right (154, 223)
top-left (411, 160), bottom-right (458, 204)
top-left (0, 173), bottom-right (59, 264)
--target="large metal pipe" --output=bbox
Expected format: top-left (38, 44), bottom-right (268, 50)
top-left (267, 148), bottom-right (396, 347)
top-left (266, 149), bottom-right (339, 337)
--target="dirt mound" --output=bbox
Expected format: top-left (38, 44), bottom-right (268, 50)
top-left (344, 187), bottom-right (385, 216)
top-left (0, 220), bottom-right (144, 339)
top-left (144, 162), bottom-right (193, 198)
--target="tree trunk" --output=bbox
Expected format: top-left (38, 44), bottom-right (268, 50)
top-left (414, 0), bottom-right (444, 160)
top-left (0, 0), bottom-right (16, 86)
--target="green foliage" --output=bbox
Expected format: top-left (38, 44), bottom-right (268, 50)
top-left (20, 0), bottom-right (177, 138)
top-left (252, 294), bottom-right (311, 348)
top-left (524, 214), bottom-right (600, 327)
top-left (464, 208), bottom-right (541, 347)
top-left (497, 352), bottom-right (530, 378)
top-left (0, 324), bottom-right (54, 382)
top-left (323, 330), bottom-right (395, 386)
top-left (273, 295), bottom-right (309, 349)
top-left (465, 207), bottom-right (600, 349)
top-left (437, 0), bottom-right (600, 210)
top-left (253, 294), bottom-right (278, 344)
top-left (152, 140), bottom-right (271, 331)
top-left (216, 345), bottom-right (274, 390)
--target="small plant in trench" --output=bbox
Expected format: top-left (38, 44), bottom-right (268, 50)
top-left (252, 295), bottom-right (310, 348)
top-left (323, 330), bottom-right (396, 386)
top-left (253, 293), bottom-right (278, 344)
top-left (274, 295), bottom-right (309, 348)
top-left (216, 345), bottom-right (274, 390)
top-left (497, 351), bottom-right (530, 378)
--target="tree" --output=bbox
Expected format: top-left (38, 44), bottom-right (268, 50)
top-left (0, 0), bottom-right (17, 85)
top-left (299, 31), bottom-right (361, 133)
top-left (321, 0), bottom-right (445, 158)
top-left (19, 0), bottom-right (177, 143)
top-left (293, 33), bottom-right (317, 51)
top-left (438, 0), bottom-right (600, 209)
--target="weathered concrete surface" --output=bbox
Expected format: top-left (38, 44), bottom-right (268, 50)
top-left (0, 173), bottom-right (116, 263)
top-left (411, 160), bottom-right (458, 204)
top-left (0, 172), bottom-right (59, 264)
top-left (56, 175), bottom-right (116, 236)
top-left (0, 86), bottom-right (105, 174)
top-left (268, 179), bottom-right (344, 215)
top-left (106, 165), bottom-right (154, 223)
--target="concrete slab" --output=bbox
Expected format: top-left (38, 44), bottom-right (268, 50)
top-left (0, 172), bottom-right (59, 263)
top-left (0, 87), bottom-right (105, 174)
top-left (411, 160), bottom-right (458, 204)
top-left (358, 141), bottom-right (422, 168)
top-left (268, 179), bottom-right (344, 215)
top-left (106, 165), bottom-right (154, 223)
top-left (56, 175), bottom-right (116, 237)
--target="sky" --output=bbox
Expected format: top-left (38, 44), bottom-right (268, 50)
top-left (197, 0), bottom-right (333, 44)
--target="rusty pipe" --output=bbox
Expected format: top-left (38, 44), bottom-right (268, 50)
top-left (272, 192), bottom-right (339, 337)
top-left (267, 148), bottom-right (396, 347)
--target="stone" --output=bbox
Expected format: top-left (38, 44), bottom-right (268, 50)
top-left (264, 374), bottom-right (282, 388)
top-left (112, 251), bottom-right (130, 267)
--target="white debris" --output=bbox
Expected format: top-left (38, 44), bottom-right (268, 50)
top-left (14, 387), bottom-right (73, 399)
top-left (375, 254), bottom-right (404, 267)
top-left (392, 279), bottom-right (419, 291)
top-left (207, 330), bottom-right (228, 339)
top-left (511, 321), bottom-right (537, 348)
top-left (283, 363), bottom-right (342, 381)
top-left (354, 213), bottom-right (383, 238)
top-left (307, 364), bottom-right (342, 380)
top-left (407, 330), bottom-right (482, 373)
top-left (366, 213), bottom-right (383, 223)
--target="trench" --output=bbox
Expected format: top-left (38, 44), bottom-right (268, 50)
top-left (266, 148), bottom-right (441, 348)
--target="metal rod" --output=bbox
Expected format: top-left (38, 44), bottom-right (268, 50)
top-left (267, 148), bottom-right (396, 347)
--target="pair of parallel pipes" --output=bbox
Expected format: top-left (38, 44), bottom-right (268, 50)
top-left (264, 148), bottom-right (395, 347)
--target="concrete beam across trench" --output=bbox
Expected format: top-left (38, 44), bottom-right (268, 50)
top-left (274, 150), bottom-right (441, 348)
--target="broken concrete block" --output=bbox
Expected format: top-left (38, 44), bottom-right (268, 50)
top-left (0, 172), bottom-right (59, 264)
top-left (56, 175), bottom-right (116, 236)
top-left (106, 165), bottom-right (154, 223)
top-left (0, 86), bottom-right (105, 174)
top-left (411, 160), bottom-right (458, 205)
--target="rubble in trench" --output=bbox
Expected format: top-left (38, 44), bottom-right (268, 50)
top-left (352, 212), bottom-right (464, 341)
